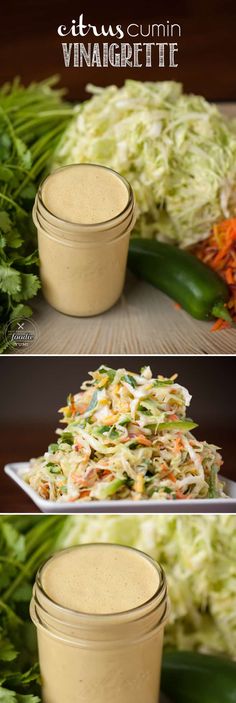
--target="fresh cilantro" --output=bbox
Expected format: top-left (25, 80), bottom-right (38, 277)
top-left (0, 212), bottom-right (11, 232)
top-left (0, 267), bottom-right (21, 295)
top-left (0, 78), bottom-right (73, 352)
top-left (10, 306), bottom-right (32, 323)
top-left (12, 274), bottom-right (40, 303)
top-left (0, 516), bottom-right (68, 701)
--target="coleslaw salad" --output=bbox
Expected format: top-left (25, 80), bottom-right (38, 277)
top-left (25, 366), bottom-right (225, 503)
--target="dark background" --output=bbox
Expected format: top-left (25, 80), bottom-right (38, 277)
top-left (0, 0), bottom-right (236, 100)
top-left (0, 355), bottom-right (235, 511)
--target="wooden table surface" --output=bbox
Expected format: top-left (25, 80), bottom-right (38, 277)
top-left (10, 105), bottom-right (236, 356)
top-left (1, 424), bottom-right (235, 513)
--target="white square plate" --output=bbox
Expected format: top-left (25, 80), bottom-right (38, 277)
top-left (4, 462), bottom-right (236, 513)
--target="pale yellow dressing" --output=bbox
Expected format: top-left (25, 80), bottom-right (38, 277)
top-left (42, 544), bottom-right (159, 614)
top-left (42, 165), bottom-right (129, 224)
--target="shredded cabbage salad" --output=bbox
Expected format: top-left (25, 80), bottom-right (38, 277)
top-left (52, 80), bottom-right (236, 247)
top-left (63, 514), bottom-right (236, 659)
top-left (26, 365), bottom-right (225, 502)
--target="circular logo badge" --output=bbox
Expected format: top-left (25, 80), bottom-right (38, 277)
top-left (4, 317), bottom-right (39, 352)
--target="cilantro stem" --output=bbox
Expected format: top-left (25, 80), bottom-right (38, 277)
top-left (0, 192), bottom-right (27, 215)
top-left (13, 124), bottom-right (68, 198)
top-left (0, 597), bottom-right (23, 624)
top-left (3, 517), bottom-right (68, 602)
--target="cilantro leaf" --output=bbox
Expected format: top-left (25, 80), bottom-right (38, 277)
top-left (10, 305), bottom-right (32, 322)
top-left (19, 185), bottom-right (37, 201)
top-left (0, 234), bottom-right (6, 248)
top-left (14, 139), bottom-right (32, 170)
top-left (1, 523), bottom-right (26, 562)
top-left (0, 640), bottom-right (17, 663)
top-left (12, 274), bottom-right (40, 302)
top-left (17, 695), bottom-right (40, 702)
top-left (0, 134), bottom-right (11, 161)
top-left (0, 267), bottom-right (21, 295)
top-left (0, 212), bottom-right (11, 233)
top-left (0, 689), bottom-right (40, 702)
top-left (0, 686), bottom-right (16, 701)
top-left (0, 167), bottom-right (14, 183)
top-left (6, 230), bottom-right (22, 249)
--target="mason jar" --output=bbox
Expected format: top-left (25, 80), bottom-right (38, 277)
top-left (33, 164), bottom-right (136, 316)
top-left (30, 544), bottom-right (169, 703)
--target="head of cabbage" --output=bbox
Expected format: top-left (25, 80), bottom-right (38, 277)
top-left (62, 514), bottom-right (236, 659)
top-left (52, 80), bottom-right (236, 247)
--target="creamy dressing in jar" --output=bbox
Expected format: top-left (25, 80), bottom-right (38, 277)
top-left (30, 544), bottom-right (168, 703)
top-left (33, 164), bottom-right (135, 316)
top-left (41, 543), bottom-right (160, 613)
top-left (41, 164), bottom-right (129, 224)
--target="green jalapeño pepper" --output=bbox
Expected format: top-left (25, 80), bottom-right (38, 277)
top-left (128, 239), bottom-right (231, 323)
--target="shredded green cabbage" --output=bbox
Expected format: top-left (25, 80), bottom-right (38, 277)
top-left (51, 80), bottom-right (236, 246)
top-left (62, 514), bottom-right (236, 658)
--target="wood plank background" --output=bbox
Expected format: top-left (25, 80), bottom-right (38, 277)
top-left (25, 271), bottom-right (236, 356)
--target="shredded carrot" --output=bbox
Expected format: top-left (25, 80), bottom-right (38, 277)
top-left (78, 404), bottom-right (89, 415)
top-left (174, 437), bottom-right (184, 453)
top-left (135, 434), bottom-right (152, 446)
top-left (193, 217), bottom-right (236, 330)
top-left (167, 471), bottom-right (177, 483)
top-left (175, 489), bottom-right (188, 499)
top-left (225, 268), bottom-right (234, 285)
top-left (75, 442), bottom-right (84, 451)
top-left (160, 464), bottom-right (176, 482)
top-left (40, 484), bottom-right (49, 499)
top-left (174, 302), bottom-right (181, 310)
top-left (211, 318), bottom-right (229, 332)
top-left (68, 394), bottom-right (77, 415)
top-left (102, 416), bottom-right (117, 426)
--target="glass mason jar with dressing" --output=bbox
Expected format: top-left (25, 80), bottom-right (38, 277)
top-left (33, 164), bottom-right (136, 317)
top-left (30, 544), bottom-right (169, 703)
